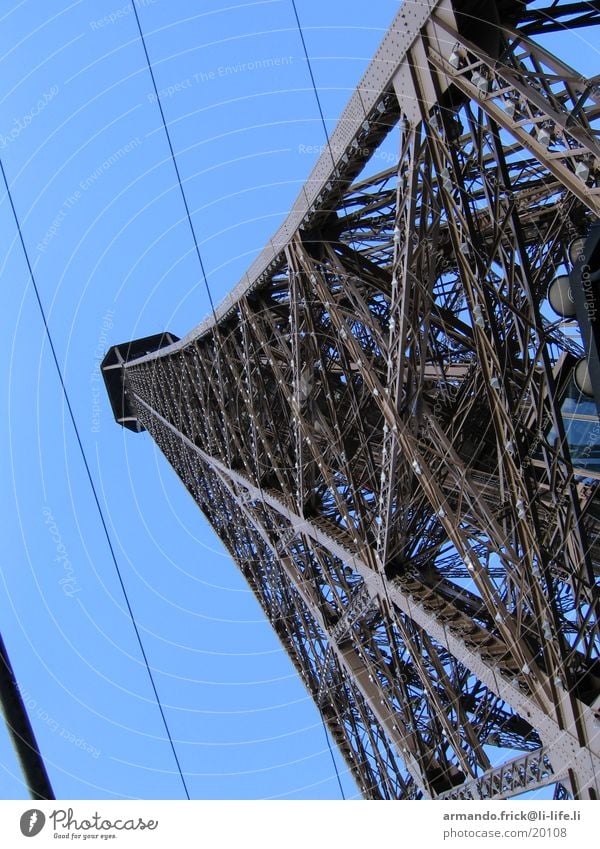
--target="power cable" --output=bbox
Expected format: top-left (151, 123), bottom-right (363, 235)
top-left (133, 0), bottom-right (348, 799)
top-left (290, 0), bottom-right (337, 172)
top-left (0, 156), bottom-right (191, 801)
top-left (290, 0), bottom-right (347, 799)
top-left (131, 0), bottom-right (217, 322)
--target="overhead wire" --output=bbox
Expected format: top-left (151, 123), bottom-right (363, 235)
top-left (290, 0), bottom-right (347, 799)
top-left (134, 0), bottom-right (350, 800)
top-left (290, 0), bottom-right (337, 172)
top-left (131, 0), bottom-right (217, 322)
top-left (0, 157), bottom-right (191, 800)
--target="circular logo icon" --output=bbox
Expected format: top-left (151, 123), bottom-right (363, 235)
top-left (20, 810), bottom-right (46, 837)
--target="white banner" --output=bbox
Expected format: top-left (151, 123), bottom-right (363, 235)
top-left (0, 800), bottom-right (598, 848)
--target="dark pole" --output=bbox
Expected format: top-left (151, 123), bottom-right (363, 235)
top-left (0, 632), bottom-right (54, 800)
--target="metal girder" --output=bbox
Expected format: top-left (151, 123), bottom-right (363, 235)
top-left (133, 397), bottom-right (417, 800)
top-left (437, 745), bottom-right (561, 801)
top-left (104, 0), bottom-right (600, 800)
top-left (130, 394), bottom-right (600, 797)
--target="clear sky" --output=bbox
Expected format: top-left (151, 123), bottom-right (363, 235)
top-left (0, 0), bottom-right (597, 801)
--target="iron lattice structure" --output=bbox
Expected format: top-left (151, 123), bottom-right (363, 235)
top-left (104, 0), bottom-right (600, 799)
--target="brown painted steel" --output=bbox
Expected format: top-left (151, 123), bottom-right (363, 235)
top-left (103, 0), bottom-right (600, 799)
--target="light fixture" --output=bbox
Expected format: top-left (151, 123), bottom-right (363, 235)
top-left (472, 304), bottom-right (485, 328)
top-left (490, 376), bottom-right (501, 390)
top-left (568, 236), bottom-right (586, 266)
top-left (449, 50), bottom-right (461, 69)
top-left (574, 357), bottom-right (594, 397)
top-left (476, 74), bottom-right (488, 94)
top-left (537, 126), bottom-right (551, 147)
top-left (440, 167), bottom-right (453, 192)
top-left (504, 99), bottom-right (516, 119)
top-left (575, 160), bottom-right (590, 182)
top-left (547, 274), bottom-right (576, 318)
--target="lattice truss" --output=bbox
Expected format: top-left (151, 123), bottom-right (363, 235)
top-left (118, 1), bottom-right (600, 799)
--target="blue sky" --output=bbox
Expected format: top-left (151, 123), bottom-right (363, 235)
top-left (1, 0), bottom-right (597, 801)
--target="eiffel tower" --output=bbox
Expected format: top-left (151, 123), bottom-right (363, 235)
top-left (103, 0), bottom-right (600, 799)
